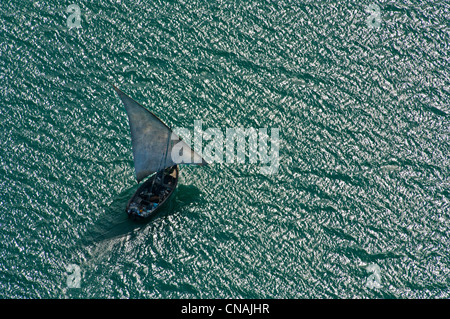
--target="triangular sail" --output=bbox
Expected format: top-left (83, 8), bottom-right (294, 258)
top-left (112, 85), bottom-right (207, 182)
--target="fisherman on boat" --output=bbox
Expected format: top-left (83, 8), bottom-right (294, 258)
top-left (126, 166), bottom-right (177, 219)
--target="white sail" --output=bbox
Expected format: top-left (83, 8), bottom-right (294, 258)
top-left (113, 85), bottom-right (207, 182)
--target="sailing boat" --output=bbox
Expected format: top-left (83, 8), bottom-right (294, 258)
top-left (112, 85), bottom-right (208, 219)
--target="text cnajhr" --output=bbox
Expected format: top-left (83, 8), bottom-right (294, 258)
top-left (225, 303), bottom-right (269, 315)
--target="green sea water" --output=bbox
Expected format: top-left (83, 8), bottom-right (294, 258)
top-left (0, 0), bottom-right (448, 299)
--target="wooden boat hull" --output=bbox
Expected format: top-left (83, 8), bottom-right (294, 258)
top-left (126, 165), bottom-right (179, 219)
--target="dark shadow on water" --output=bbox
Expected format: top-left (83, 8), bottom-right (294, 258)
top-left (80, 183), bottom-right (202, 248)
top-left (173, 184), bottom-right (202, 209)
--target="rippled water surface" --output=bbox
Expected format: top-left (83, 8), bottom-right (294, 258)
top-left (0, 0), bottom-right (449, 298)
